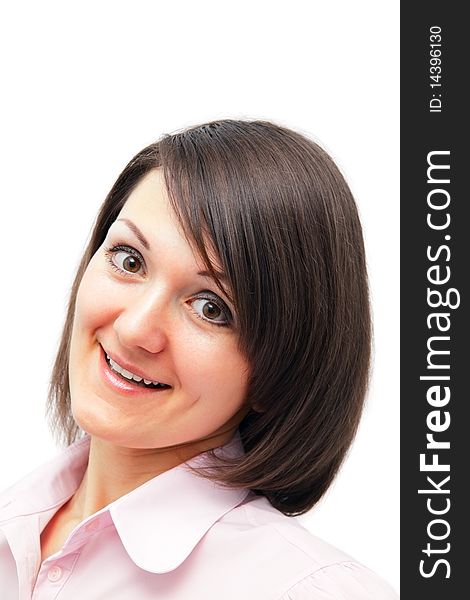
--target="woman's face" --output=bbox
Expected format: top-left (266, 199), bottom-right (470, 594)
top-left (68, 168), bottom-right (250, 450)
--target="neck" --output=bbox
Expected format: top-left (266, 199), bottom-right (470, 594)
top-left (68, 427), bottom-right (237, 522)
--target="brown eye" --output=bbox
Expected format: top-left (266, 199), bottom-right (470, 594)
top-left (190, 296), bottom-right (231, 326)
top-left (121, 255), bottom-right (140, 273)
top-left (106, 245), bottom-right (145, 276)
top-left (203, 301), bottom-right (222, 320)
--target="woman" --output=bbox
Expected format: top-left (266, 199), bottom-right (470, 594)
top-left (0, 119), bottom-right (398, 598)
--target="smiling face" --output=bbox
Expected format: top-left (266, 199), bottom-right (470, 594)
top-left (68, 168), bottom-right (251, 451)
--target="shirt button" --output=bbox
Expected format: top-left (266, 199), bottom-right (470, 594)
top-left (47, 565), bottom-right (63, 582)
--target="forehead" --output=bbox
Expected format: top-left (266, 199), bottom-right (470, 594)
top-left (119, 168), bottom-right (173, 220)
top-left (115, 168), bottom-right (226, 281)
top-left (113, 169), bottom-right (194, 265)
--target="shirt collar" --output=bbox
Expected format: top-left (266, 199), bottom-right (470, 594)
top-left (109, 433), bottom-right (249, 573)
top-left (0, 432), bottom-right (250, 574)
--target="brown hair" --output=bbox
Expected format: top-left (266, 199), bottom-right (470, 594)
top-left (46, 119), bottom-right (371, 516)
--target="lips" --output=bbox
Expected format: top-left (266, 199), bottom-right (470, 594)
top-left (100, 344), bottom-right (171, 388)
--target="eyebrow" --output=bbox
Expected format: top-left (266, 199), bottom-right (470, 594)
top-left (116, 217), bottom-right (228, 283)
top-left (117, 218), bottom-right (150, 250)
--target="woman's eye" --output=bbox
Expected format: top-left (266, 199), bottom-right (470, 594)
top-left (190, 296), bottom-right (231, 326)
top-left (114, 251), bottom-right (142, 273)
top-left (105, 245), bottom-right (145, 275)
top-left (104, 246), bottom-right (232, 327)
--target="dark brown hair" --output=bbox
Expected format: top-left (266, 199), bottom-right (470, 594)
top-left (46, 119), bottom-right (371, 516)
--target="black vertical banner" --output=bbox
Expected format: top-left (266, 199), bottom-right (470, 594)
top-left (401, 3), bottom-right (468, 598)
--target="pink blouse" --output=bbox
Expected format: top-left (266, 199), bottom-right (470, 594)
top-left (0, 432), bottom-right (398, 599)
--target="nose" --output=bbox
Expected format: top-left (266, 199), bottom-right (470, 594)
top-left (113, 286), bottom-right (172, 355)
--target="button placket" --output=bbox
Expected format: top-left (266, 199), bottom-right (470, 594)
top-left (47, 565), bottom-right (63, 582)
top-left (33, 553), bottom-right (81, 599)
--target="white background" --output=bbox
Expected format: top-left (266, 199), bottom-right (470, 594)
top-left (0, 0), bottom-right (399, 592)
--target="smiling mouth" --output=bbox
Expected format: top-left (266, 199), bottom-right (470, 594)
top-left (104, 350), bottom-right (171, 390)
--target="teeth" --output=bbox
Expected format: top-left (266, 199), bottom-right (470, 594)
top-left (106, 354), bottom-right (164, 387)
top-left (121, 368), bottom-right (134, 380)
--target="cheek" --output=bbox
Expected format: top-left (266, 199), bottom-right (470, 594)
top-left (73, 260), bottom-right (117, 336)
top-left (174, 333), bottom-right (250, 404)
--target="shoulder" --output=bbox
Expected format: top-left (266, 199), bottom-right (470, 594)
top-left (0, 436), bottom-right (90, 522)
top-left (216, 492), bottom-right (398, 599)
top-left (277, 563), bottom-right (398, 600)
